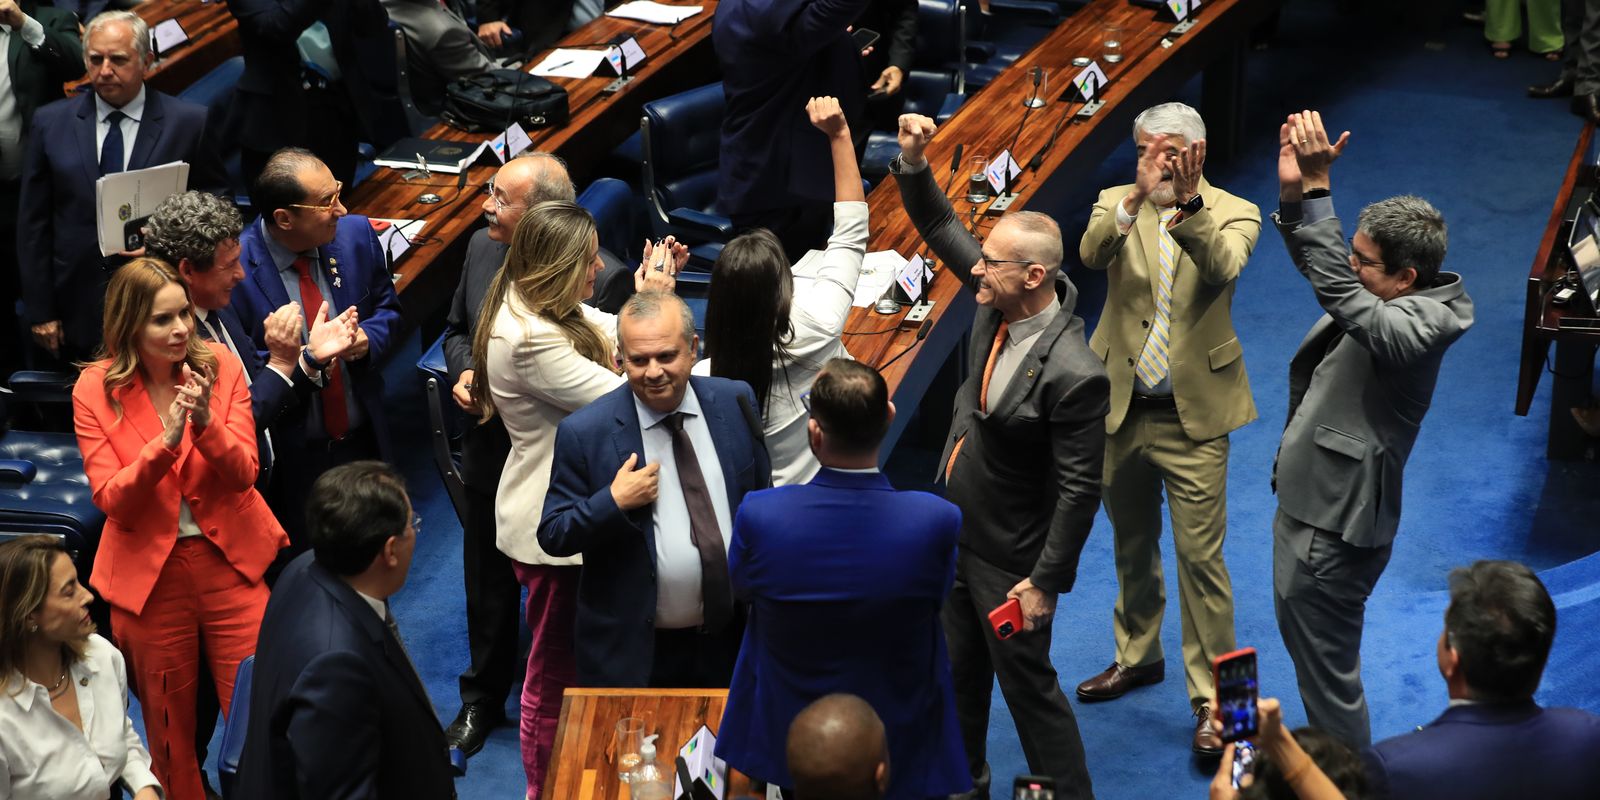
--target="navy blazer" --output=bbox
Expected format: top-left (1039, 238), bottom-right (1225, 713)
top-left (537, 377), bottom-right (772, 686)
top-left (1363, 701), bottom-right (1600, 800)
top-left (230, 214), bottom-right (403, 459)
top-left (234, 552), bottom-right (455, 800)
top-left (4, 4), bottom-right (84, 132)
top-left (716, 469), bottom-right (970, 798)
top-left (17, 89), bottom-right (227, 356)
top-left (200, 304), bottom-right (318, 485)
top-left (714, 0), bottom-right (869, 216)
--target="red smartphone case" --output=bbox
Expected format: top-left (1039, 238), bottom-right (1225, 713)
top-left (989, 598), bottom-right (1023, 640)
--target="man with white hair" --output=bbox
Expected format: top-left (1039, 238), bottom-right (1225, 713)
top-left (890, 113), bottom-right (1108, 800)
top-left (1074, 101), bottom-right (1261, 755)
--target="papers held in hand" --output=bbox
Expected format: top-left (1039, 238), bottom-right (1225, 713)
top-left (373, 138), bottom-right (484, 175)
top-left (606, 1), bottom-right (704, 24)
top-left (97, 161), bottom-right (190, 257)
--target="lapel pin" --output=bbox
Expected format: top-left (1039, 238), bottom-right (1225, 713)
top-left (328, 258), bottom-right (338, 267)
top-left (1027, 368), bottom-right (1036, 378)
top-left (80, 677), bottom-right (89, 686)
top-left (333, 277), bottom-right (343, 289)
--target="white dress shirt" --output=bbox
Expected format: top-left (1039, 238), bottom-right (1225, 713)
top-left (989, 300), bottom-right (1060, 401)
top-left (635, 385), bottom-right (733, 629)
top-left (0, 15), bottom-right (46, 179)
top-left (0, 634), bottom-right (161, 799)
top-left (692, 200), bottom-right (868, 486)
top-left (94, 85), bottom-right (145, 172)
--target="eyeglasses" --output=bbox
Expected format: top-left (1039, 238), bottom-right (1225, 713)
top-left (980, 253), bottom-right (1036, 271)
top-left (1347, 238), bottom-right (1386, 271)
top-left (409, 514), bottom-right (422, 536)
top-left (485, 178), bottom-right (520, 213)
top-left (800, 391), bottom-right (812, 412)
top-left (288, 181), bottom-right (344, 213)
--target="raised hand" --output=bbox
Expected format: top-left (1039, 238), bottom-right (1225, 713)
top-left (263, 303), bottom-right (304, 372)
top-left (1132, 133), bottom-right (1169, 204)
top-left (897, 113), bottom-right (938, 168)
top-left (636, 237), bottom-right (683, 293)
top-left (308, 303), bottom-right (361, 364)
top-left (1278, 121), bottom-right (1302, 199)
top-left (179, 362), bottom-right (214, 430)
top-left (807, 96), bottom-right (850, 140)
top-left (610, 452), bottom-right (661, 511)
top-left (1171, 138), bottom-right (1207, 202)
top-left (1287, 110), bottom-right (1349, 190)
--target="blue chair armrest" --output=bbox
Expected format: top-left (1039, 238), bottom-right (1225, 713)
top-left (0, 459), bottom-right (38, 483)
top-left (417, 334), bottom-right (448, 383)
top-left (7, 371), bottom-right (77, 405)
top-left (986, 0), bottom-right (1061, 21)
top-left (667, 208), bottom-right (735, 240)
top-left (936, 93), bottom-right (965, 123)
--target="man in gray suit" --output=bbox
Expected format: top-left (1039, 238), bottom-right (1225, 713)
top-left (1272, 111), bottom-right (1474, 749)
top-left (380, 0), bottom-right (494, 111)
top-left (891, 113), bottom-right (1108, 800)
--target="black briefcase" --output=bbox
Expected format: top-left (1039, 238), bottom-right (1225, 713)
top-left (440, 69), bottom-right (570, 133)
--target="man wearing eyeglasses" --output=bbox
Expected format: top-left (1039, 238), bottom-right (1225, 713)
top-left (230, 147), bottom-right (404, 567)
top-left (1073, 102), bottom-right (1261, 756)
top-left (889, 113), bottom-right (1107, 800)
top-left (1271, 111), bottom-right (1473, 749)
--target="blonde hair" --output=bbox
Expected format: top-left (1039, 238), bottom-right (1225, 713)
top-left (470, 201), bottom-right (616, 418)
top-left (0, 537), bottom-right (88, 697)
top-left (93, 257), bottom-right (218, 416)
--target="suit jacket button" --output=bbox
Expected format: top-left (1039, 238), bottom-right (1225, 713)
top-left (1127, 358), bottom-right (1135, 366)
top-left (1141, 319), bottom-right (1150, 328)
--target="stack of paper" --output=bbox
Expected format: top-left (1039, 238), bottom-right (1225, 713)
top-left (96, 161), bottom-right (190, 257)
top-left (606, 1), bottom-right (704, 24)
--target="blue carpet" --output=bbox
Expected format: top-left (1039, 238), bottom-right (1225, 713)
top-left (135, 3), bottom-right (1600, 798)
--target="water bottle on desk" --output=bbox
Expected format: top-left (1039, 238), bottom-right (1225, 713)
top-left (630, 734), bottom-right (673, 800)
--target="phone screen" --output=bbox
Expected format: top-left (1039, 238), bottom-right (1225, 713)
top-left (1230, 740), bottom-right (1256, 789)
top-left (852, 27), bottom-right (881, 53)
top-left (1214, 648), bottom-right (1259, 743)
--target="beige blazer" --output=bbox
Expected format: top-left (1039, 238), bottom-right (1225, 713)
top-left (1079, 178), bottom-right (1261, 442)
top-left (487, 293), bottom-right (625, 565)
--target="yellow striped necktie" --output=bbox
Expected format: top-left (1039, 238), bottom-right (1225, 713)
top-left (1135, 208), bottom-right (1180, 387)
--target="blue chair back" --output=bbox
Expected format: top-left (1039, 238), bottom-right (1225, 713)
top-left (417, 335), bottom-right (469, 526)
top-left (218, 655), bottom-right (255, 797)
top-left (577, 178), bottom-right (636, 262)
top-left (177, 56), bottom-right (244, 110)
top-left (916, 0), bottom-right (967, 92)
top-left (640, 83), bottom-right (725, 234)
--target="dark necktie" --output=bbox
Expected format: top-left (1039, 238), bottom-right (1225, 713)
top-left (100, 110), bottom-right (126, 176)
top-left (663, 412), bottom-right (732, 632)
top-left (292, 256), bottom-right (350, 439)
top-left (384, 609), bottom-right (424, 684)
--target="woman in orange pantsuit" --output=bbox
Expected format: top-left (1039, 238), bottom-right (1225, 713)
top-left (72, 259), bottom-right (287, 800)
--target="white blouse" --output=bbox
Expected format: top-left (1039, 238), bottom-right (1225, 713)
top-left (694, 201), bottom-right (869, 487)
top-left (0, 634), bottom-right (161, 800)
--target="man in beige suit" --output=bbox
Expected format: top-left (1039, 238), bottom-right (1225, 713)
top-left (1075, 102), bottom-right (1260, 755)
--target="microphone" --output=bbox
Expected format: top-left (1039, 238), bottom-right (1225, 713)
top-left (1001, 69), bottom-right (1043, 189)
top-left (1028, 87), bottom-right (1083, 173)
top-left (943, 142), bottom-right (966, 198)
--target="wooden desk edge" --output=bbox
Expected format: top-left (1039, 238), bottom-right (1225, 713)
top-left (1518, 123), bottom-right (1596, 415)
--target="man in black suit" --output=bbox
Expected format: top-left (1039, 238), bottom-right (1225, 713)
top-left (0, 0), bottom-right (82, 377)
top-left (439, 150), bottom-right (632, 755)
top-left (891, 114), bottom-right (1108, 800)
top-left (17, 10), bottom-right (225, 366)
top-left (236, 461), bottom-right (456, 800)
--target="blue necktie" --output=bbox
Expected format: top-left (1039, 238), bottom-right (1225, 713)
top-left (100, 110), bottom-right (126, 176)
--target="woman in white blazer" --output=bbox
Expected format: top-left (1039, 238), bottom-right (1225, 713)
top-left (0, 536), bottom-right (161, 800)
top-left (695, 97), bottom-right (869, 486)
top-left (469, 200), bottom-right (680, 797)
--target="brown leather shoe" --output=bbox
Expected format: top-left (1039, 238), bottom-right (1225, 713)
top-left (1193, 705), bottom-right (1224, 756)
top-left (1528, 74), bottom-right (1575, 98)
top-left (1075, 661), bottom-right (1164, 701)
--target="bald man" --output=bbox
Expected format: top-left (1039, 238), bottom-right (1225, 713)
top-left (787, 694), bottom-right (891, 800)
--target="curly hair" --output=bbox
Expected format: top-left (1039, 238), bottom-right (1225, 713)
top-left (144, 191), bottom-right (244, 270)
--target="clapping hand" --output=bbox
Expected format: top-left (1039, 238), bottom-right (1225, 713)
top-left (1285, 110), bottom-right (1349, 192)
top-left (636, 237), bottom-right (686, 293)
top-left (180, 363), bottom-right (214, 429)
top-left (1170, 138), bottom-right (1207, 204)
top-left (1131, 133), bottom-right (1170, 205)
top-left (897, 113), bottom-right (939, 169)
top-left (307, 302), bottom-right (361, 364)
top-left (807, 96), bottom-right (850, 141)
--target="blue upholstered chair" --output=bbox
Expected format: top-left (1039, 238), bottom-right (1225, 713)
top-left (640, 82), bottom-right (730, 273)
top-left (217, 655), bottom-right (254, 797)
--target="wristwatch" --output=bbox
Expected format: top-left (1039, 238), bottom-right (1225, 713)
top-left (301, 347), bottom-right (330, 372)
top-left (1179, 192), bottom-right (1204, 216)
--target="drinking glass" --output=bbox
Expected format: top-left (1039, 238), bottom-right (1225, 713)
top-left (1024, 66), bottom-right (1049, 108)
top-left (615, 717), bottom-right (645, 783)
top-left (1103, 23), bottom-right (1125, 63)
top-left (967, 155), bottom-right (990, 203)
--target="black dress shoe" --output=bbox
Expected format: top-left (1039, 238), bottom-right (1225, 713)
top-left (445, 702), bottom-right (503, 757)
top-left (1574, 94), bottom-right (1600, 124)
top-left (1529, 75), bottom-right (1575, 98)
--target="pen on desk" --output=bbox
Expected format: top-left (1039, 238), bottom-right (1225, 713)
top-left (547, 60), bottom-right (574, 70)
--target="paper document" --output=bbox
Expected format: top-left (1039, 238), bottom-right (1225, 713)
top-left (792, 248), bottom-right (904, 308)
top-left (151, 19), bottom-right (188, 56)
top-left (530, 48), bottom-right (609, 79)
top-left (607, 1), bottom-right (704, 24)
top-left (96, 161), bottom-right (190, 257)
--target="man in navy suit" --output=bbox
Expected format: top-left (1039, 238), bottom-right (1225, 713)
top-left (17, 10), bottom-right (225, 365)
top-left (539, 291), bottom-right (771, 688)
top-left (716, 359), bottom-right (970, 800)
top-left (1363, 560), bottom-right (1600, 799)
top-left (231, 147), bottom-right (403, 552)
top-left (236, 461), bottom-right (456, 800)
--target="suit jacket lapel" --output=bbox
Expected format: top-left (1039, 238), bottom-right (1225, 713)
top-left (246, 233), bottom-right (293, 311)
top-left (74, 93), bottom-right (99, 187)
top-left (309, 563), bottom-right (436, 714)
top-left (988, 302), bottom-right (1068, 419)
top-left (1136, 199), bottom-right (1165, 310)
top-left (692, 378), bottom-right (746, 504)
top-left (126, 90), bottom-right (163, 171)
top-left (609, 390), bottom-right (650, 532)
top-left (217, 305), bottom-right (264, 372)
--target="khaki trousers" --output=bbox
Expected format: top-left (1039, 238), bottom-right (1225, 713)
top-left (1102, 404), bottom-right (1236, 706)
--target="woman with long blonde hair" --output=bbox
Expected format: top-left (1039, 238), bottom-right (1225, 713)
top-left (70, 258), bottom-right (286, 800)
top-left (470, 201), bottom-right (681, 797)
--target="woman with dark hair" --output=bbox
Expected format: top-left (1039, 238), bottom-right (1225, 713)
top-left (471, 200), bottom-right (682, 797)
top-left (71, 258), bottom-right (287, 800)
top-left (0, 535), bottom-right (160, 800)
top-left (695, 96), bottom-right (868, 486)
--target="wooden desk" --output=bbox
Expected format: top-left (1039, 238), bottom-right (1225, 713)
top-left (1515, 123), bottom-right (1599, 459)
top-left (841, 0), bottom-right (1277, 451)
top-left (64, 1), bottom-right (240, 96)
top-left (544, 688), bottom-right (756, 800)
top-left (347, 2), bottom-right (720, 325)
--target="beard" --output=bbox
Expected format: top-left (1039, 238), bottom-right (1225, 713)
top-left (1150, 180), bottom-right (1178, 208)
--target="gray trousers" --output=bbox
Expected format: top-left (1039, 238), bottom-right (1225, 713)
top-left (943, 551), bottom-right (1094, 800)
top-left (1271, 508), bottom-right (1393, 750)
top-left (1561, 0), bottom-right (1600, 94)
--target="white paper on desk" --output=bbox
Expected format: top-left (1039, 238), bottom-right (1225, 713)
top-left (96, 161), bottom-right (190, 257)
top-left (607, 1), bottom-right (704, 24)
top-left (150, 19), bottom-right (188, 57)
top-left (372, 219), bottom-right (426, 266)
top-left (530, 48), bottom-right (609, 78)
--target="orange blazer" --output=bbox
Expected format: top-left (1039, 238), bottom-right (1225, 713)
top-left (72, 341), bottom-right (288, 615)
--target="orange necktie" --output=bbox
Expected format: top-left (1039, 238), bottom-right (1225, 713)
top-left (293, 256), bottom-right (350, 440)
top-left (945, 321), bottom-right (1009, 481)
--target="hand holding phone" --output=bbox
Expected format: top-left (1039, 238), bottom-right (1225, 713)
top-left (1210, 647), bottom-right (1259, 743)
top-left (989, 597), bottom-right (1022, 640)
top-left (851, 27), bottom-right (880, 55)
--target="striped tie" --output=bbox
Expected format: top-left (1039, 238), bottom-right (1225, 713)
top-left (1135, 208), bottom-right (1180, 387)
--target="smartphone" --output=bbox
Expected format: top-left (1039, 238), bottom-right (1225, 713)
top-left (989, 597), bottom-right (1023, 640)
top-left (1230, 740), bottom-right (1256, 790)
top-left (1013, 775), bottom-right (1055, 800)
top-left (852, 27), bottom-right (881, 53)
top-left (1211, 647), bottom-right (1259, 743)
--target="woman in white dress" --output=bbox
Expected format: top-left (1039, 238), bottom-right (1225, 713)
top-left (695, 96), bottom-right (869, 486)
top-left (0, 535), bottom-right (161, 800)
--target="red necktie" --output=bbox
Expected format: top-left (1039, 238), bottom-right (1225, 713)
top-left (292, 256), bottom-right (350, 440)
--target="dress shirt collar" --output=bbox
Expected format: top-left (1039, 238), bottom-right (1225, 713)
top-left (259, 217), bottom-right (317, 274)
top-left (1006, 299), bottom-right (1060, 345)
top-left (6, 647), bottom-right (100, 713)
top-left (354, 589), bottom-right (388, 622)
top-left (827, 465), bottom-right (880, 474)
top-left (95, 84), bottom-right (146, 124)
top-left (633, 382), bottom-right (703, 431)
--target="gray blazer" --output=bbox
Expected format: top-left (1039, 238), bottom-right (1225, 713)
top-left (1272, 198), bottom-right (1474, 548)
top-left (893, 158), bottom-right (1109, 593)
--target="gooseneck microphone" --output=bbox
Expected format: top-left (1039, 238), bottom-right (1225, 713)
top-left (943, 142), bottom-right (966, 198)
